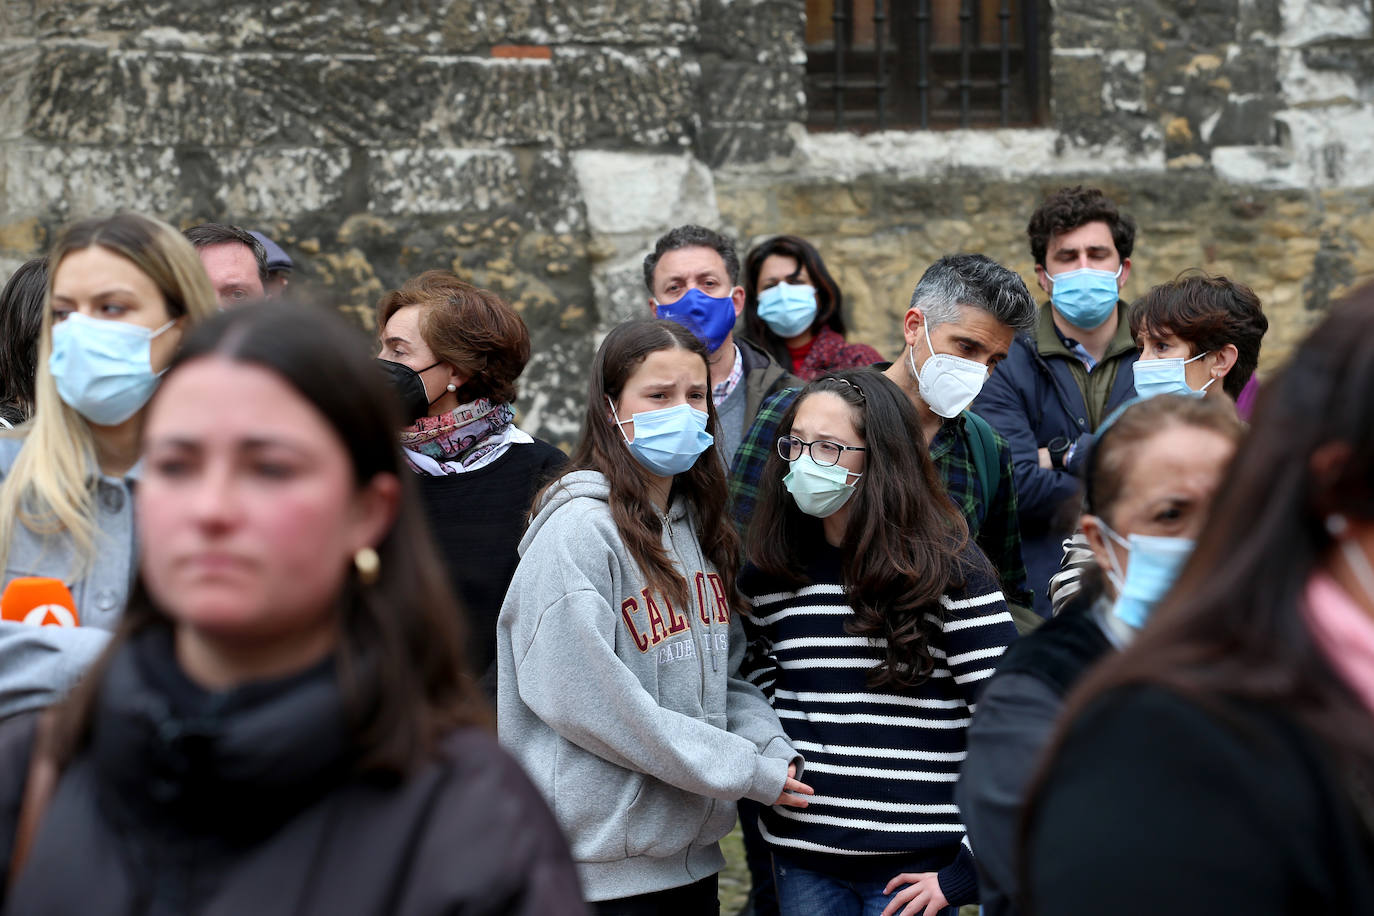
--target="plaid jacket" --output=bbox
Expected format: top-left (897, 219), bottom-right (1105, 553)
top-left (728, 386), bottom-right (1034, 609)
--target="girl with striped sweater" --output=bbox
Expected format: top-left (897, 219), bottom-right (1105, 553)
top-left (739, 370), bottom-right (1018, 916)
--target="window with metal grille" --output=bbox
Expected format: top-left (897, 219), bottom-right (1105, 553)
top-left (805, 0), bottom-right (1048, 131)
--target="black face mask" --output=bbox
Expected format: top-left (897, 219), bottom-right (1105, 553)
top-left (377, 358), bottom-right (440, 423)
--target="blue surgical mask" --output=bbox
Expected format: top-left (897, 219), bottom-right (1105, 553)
top-left (608, 398), bottom-right (714, 477)
top-left (49, 312), bottom-right (177, 426)
top-left (1048, 266), bottom-right (1122, 330)
top-left (756, 283), bottom-right (818, 339)
top-left (1098, 520), bottom-right (1195, 629)
top-left (1132, 352), bottom-right (1214, 400)
top-left (783, 453), bottom-right (861, 518)
top-left (655, 287), bottom-right (737, 353)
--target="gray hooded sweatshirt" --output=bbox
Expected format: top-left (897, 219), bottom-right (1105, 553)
top-left (497, 470), bottom-right (797, 902)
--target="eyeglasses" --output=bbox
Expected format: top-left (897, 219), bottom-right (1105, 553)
top-left (776, 435), bottom-right (867, 467)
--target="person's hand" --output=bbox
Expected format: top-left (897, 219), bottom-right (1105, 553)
top-left (1037, 446), bottom-right (1053, 469)
top-left (773, 763), bottom-right (813, 808)
top-left (880, 871), bottom-right (948, 916)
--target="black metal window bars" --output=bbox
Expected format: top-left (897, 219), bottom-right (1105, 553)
top-left (807, 0), bottom-right (1044, 132)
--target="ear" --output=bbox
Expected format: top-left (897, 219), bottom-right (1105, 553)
top-left (349, 472), bottom-right (401, 557)
top-left (902, 307), bottom-right (924, 349)
top-left (731, 285), bottom-right (746, 317)
top-left (1034, 264), bottom-right (1051, 296)
top-left (1211, 343), bottom-right (1239, 381)
top-left (1079, 515), bottom-right (1120, 592)
top-left (647, 297), bottom-right (660, 317)
top-left (1117, 257), bottom-right (1132, 289)
top-left (444, 364), bottom-right (469, 393)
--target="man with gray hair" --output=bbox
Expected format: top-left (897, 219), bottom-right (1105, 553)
top-left (730, 253), bottom-right (1036, 611)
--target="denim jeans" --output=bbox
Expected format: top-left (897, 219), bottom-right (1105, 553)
top-left (773, 852), bottom-right (956, 916)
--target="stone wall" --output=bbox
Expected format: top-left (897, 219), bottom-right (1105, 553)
top-left (2, 0), bottom-right (1371, 443)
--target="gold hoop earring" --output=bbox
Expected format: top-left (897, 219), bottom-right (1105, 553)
top-left (354, 547), bottom-right (380, 586)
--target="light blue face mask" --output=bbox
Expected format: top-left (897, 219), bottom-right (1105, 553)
top-left (782, 452), bottom-right (861, 518)
top-left (1097, 520), bottom-right (1196, 629)
top-left (1048, 266), bottom-right (1122, 330)
top-left (756, 282), bottom-right (818, 339)
top-left (49, 312), bottom-right (177, 426)
top-left (608, 398), bottom-right (714, 477)
top-left (1132, 352), bottom-right (1214, 400)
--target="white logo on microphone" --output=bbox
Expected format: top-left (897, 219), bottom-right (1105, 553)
top-left (22, 604), bottom-right (77, 627)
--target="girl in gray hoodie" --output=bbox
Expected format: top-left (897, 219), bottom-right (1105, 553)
top-left (497, 319), bottom-right (812, 914)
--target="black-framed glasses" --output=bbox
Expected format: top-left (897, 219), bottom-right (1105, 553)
top-left (776, 435), bottom-right (867, 467)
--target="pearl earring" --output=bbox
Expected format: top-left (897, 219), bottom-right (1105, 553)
top-left (446, 383), bottom-right (457, 393)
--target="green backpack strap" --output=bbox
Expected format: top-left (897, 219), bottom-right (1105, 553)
top-left (960, 410), bottom-right (1001, 533)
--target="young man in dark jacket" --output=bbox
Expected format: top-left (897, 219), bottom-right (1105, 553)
top-left (972, 187), bottom-right (1139, 618)
top-left (644, 225), bottom-right (799, 468)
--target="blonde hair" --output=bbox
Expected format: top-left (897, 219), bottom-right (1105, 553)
top-left (0, 213), bottom-right (217, 573)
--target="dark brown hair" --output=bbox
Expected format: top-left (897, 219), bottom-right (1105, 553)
top-left (747, 369), bottom-right (973, 689)
top-left (377, 270), bottom-right (530, 405)
top-left (0, 258), bottom-right (47, 424)
top-left (183, 222), bottom-right (269, 286)
top-left (541, 318), bottom-right (739, 608)
top-left (1023, 286), bottom-right (1374, 887)
top-left (741, 235), bottom-right (847, 365)
top-left (1027, 186), bottom-right (1136, 267)
top-left (49, 303), bottom-right (488, 774)
top-left (1129, 272), bottom-right (1269, 399)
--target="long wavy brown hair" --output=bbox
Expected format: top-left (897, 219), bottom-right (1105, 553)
top-left (748, 369), bottom-right (973, 689)
top-left (538, 319), bottom-right (740, 608)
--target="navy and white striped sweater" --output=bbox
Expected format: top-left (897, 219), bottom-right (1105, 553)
top-left (739, 542), bottom-right (1018, 906)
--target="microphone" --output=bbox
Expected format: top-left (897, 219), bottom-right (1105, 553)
top-left (1, 577), bottom-right (80, 628)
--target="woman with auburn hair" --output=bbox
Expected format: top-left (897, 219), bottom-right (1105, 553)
top-left (498, 318), bottom-right (812, 915)
top-left (376, 270), bottom-right (566, 693)
top-left (0, 304), bottom-right (583, 913)
top-left (740, 368), bottom-right (1017, 916)
top-left (0, 214), bottom-right (217, 717)
top-left (1022, 287), bottom-right (1374, 914)
top-left (741, 235), bottom-right (881, 381)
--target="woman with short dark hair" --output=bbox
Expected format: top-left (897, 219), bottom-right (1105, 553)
top-left (376, 270), bottom-right (566, 693)
top-left (1022, 286), bottom-right (1374, 914)
top-left (741, 235), bottom-right (881, 380)
top-left (0, 304), bottom-right (584, 914)
top-left (1129, 271), bottom-right (1268, 402)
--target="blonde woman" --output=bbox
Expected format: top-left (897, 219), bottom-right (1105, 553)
top-left (0, 213), bottom-right (216, 717)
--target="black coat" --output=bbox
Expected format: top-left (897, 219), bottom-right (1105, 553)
top-left (0, 630), bottom-right (587, 916)
top-left (1024, 684), bottom-right (1374, 915)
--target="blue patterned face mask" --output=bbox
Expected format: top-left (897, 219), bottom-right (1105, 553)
top-left (1048, 266), bottom-right (1122, 330)
top-left (1097, 519), bottom-right (1195, 629)
top-left (756, 282), bottom-right (818, 339)
top-left (655, 288), bottom-right (737, 353)
top-left (49, 312), bottom-right (176, 426)
top-left (607, 398), bottom-right (714, 477)
top-left (1132, 352), bottom-right (1214, 400)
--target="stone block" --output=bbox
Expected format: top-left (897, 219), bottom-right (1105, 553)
top-left (553, 47), bottom-right (699, 149)
top-left (2, 0), bottom-right (35, 38)
top-left (216, 148), bottom-right (351, 220)
top-left (699, 0), bottom-right (805, 66)
top-left (1051, 52), bottom-right (1105, 124)
top-left (1053, 1), bottom-right (1145, 53)
top-left (3, 144), bottom-right (190, 224)
top-left (1208, 95), bottom-right (1281, 145)
top-left (1279, 0), bottom-right (1372, 47)
top-left (698, 122), bottom-right (797, 169)
top-left (0, 44), bottom-right (35, 142)
top-left (573, 151), bottom-right (718, 237)
top-left (367, 149), bottom-right (521, 216)
top-left (547, 0), bottom-right (696, 44)
top-left (699, 59), bottom-right (804, 123)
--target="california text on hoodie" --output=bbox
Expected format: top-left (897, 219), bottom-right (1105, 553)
top-left (496, 469), bottom-right (799, 902)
